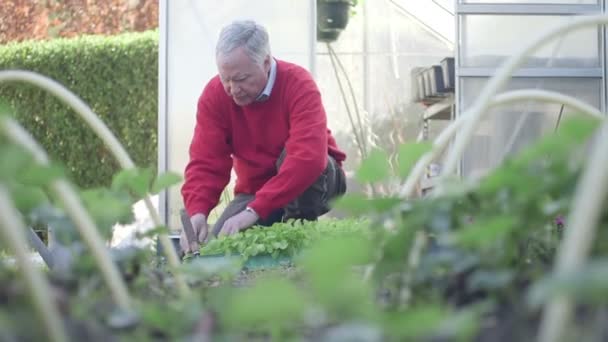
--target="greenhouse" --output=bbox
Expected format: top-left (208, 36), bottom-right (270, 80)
top-left (0, 0), bottom-right (607, 340)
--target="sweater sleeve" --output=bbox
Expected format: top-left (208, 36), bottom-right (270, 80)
top-left (248, 72), bottom-right (328, 219)
top-left (181, 83), bottom-right (233, 217)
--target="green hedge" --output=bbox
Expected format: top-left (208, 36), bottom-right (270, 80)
top-left (0, 31), bottom-right (158, 188)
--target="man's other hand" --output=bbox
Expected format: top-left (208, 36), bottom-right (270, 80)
top-left (219, 209), bottom-right (258, 236)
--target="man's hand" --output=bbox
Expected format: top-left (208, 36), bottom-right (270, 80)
top-left (219, 209), bottom-right (258, 236)
top-left (192, 213), bottom-right (209, 244)
top-left (179, 213), bottom-right (209, 254)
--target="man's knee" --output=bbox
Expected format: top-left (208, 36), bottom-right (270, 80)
top-left (283, 155), bottom-right (345, 220)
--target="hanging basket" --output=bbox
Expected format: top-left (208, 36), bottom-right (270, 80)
top-left (317, 0), bottom-right (353, 43)
top-left (317, 29), bottom-right (343, 43)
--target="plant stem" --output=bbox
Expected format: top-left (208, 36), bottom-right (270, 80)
top-left (538, 121), bottom-right (608, 342)
top-left (0, 116), bottom-right (132, 311)
top-left (398, 231), bottom-right (427, 309)
top-left (0, 186), bottom-right (69, 342)
top-left (0, 70), bottom-right (189, 297)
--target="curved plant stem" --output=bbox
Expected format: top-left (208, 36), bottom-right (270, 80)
top-left (326, 43), bottom-right (367, 159)
top-left (440, 15), bottom-right (608, 178)
top-left (0, 186), bottom-right (69, 342)
top-left (538, 120), bottom-right (608, 342)
top-left (399, 89), bottom-right (604, 198)
top-left (0, 116), bottom-right (132, 311)
top-left (0, 70), bottom-right (189, 296)
top-left (399, 117), bottom-right (463, 198)
top-left (491, 90), bottom-right (603, 120)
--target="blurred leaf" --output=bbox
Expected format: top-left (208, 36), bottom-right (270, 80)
top-left (226, 277), bottom-right (305, 330)
top-left (527, 259), bottom-right (608, 308)
top-left (299, 236), bottom-right (375, 318)
top-left (29, 204), bottom-right (79, 244)
top-left (150, 172), bottom-right (182, 194)
top-left (383, 305), bottom-right (447, 339)
top-left (516, 116), bottom-right (597, 166)
top-left (356, 148), bottom-right (391, 183)
top-left (454, 216), bottom-right (516, 249)
top-left (555, 115), bottom-right (599, 141)
top-left (81, 188), bottom-right (134, 238)
top-left (435, 303), bottom-right (489, 342)
top-left (468, 270), bottom-right (514, 292)
top-left (332, 193), bottom-right (401, 215)
top-left (397, 142), bottom-right (432, 178)
top-left (0, 145), bottom-right (33, 180)
top-left (301, 235), bottom-right (373, 275)
top-left (111, 168), bottom-right (153, 198)
top-left (18, 163), bottom-right (64, 187)
top-left (135, 225), bottom-right (169, 240)
top-left (8, 183), bottom-right (48, 213)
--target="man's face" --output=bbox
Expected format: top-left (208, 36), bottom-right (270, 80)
top-left (217, 46), bottom-right (270, 106)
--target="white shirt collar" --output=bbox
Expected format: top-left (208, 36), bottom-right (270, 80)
top-left (255, 58), bottom-right (277, 102)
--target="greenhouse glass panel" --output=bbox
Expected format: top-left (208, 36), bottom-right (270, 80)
top-left (462, 0), bottom-right (597, 3)
top-left (460, 15), bottom-right (600, 68)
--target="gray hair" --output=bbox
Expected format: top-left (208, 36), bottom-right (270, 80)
top-left (216, 20), bottom-right (271, 65)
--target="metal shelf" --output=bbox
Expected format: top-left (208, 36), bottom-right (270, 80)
top-left (423, 94), bottom-right (454, 121)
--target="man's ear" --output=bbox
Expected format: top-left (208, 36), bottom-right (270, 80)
top-left (263, 55), bottom-right (271, 73)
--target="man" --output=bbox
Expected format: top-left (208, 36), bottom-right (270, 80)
top-left (180, 20), bottom-right (347, 254)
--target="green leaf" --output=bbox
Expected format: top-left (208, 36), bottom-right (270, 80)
top-left (527, 258), bottom-right (608, 308)
top-left (468, 270), bottom-right (514, 291)
top-left (397, 142), bottom-right (432, 178)
top-left (150, 172), bottom-right (182, 194)
top-left (454, 216), bottom-right (516, 249)
top-left (8, 183), bottom-right (48, 213)
top-left (332, 193), bottom-right (401, 214)
top-left (383, 305), bottom-right (447, 339)
top-left (111, 168), bottom-right (153, 198)
top-left (226, 277), bottom-right (305, 329)
top-left (0, 145), bottom-right (33, 181)
top-left (18, 163), bottom-right (64, 187)
top-left (435, 304), bottom-right (486, 342)
top-left (135, 225), bottom-right (169, 239)
top-left (356, 148), bottom-right (391, 183)
top-left (80, 188), bottom-right (134, 238)
top-left (555, 116), bottom-right (599, 141)
top-left (272, 241), bottom-right (288, 250)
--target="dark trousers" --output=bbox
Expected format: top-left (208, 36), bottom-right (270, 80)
top-left (208, 153), bottom-right (346, 236)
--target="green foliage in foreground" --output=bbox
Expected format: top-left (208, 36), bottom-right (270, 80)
top-left (2, 115), bottom-right (608, 341)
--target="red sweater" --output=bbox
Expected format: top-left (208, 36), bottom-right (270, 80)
top-left (181, 60), bottom-right (346, 219)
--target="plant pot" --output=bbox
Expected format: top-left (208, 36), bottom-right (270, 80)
top-left (188, 253), bottom-right (293, 271)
